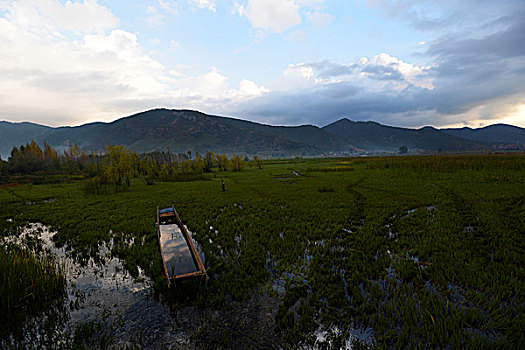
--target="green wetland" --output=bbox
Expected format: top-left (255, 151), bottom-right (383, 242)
top-left (1, 154), bottom-right (524, 349)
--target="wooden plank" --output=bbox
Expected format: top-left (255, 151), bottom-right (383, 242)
top-left (173, 270), bottom-right (206, 280)
top-left (157, 207), bottom-right (171, 288)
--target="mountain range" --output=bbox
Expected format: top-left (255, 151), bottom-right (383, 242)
top-left (1, 109), bottom-right (523, 159)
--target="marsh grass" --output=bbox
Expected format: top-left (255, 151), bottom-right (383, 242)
top-left (306, 166), bottom-right (354, 172)
top-left (0, 153), bottom-right (523, 348)
top-left (317, 186), bottom-right (335, 193)
top-left (0, 245), bottom-right (66, 339)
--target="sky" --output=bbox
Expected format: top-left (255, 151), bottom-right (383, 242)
top-left (0, 0), bottom-right (524, 129)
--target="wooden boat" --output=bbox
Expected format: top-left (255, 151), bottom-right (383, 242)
top-left (156, 206), bottom-right (207, 287)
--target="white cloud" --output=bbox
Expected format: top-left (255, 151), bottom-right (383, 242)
top-left (3, 0), bottom-right (520, 130)
top-left (0, 0), bottom-right (277, 125)
top-left (158, 0), bottom-right (179, 15)
top-left (146, 1), bottom-right (180, 26)
top-left (145, 5), bottom-right (165, 26)
top-left (3, 0), bottom-right (117, 36)
top-left (266, 53), bottom-right (433, 100)
top-left (244, 0), bottom-right (302, 33)
top-left (84, 30), bottom-right (143, 61)
top-left (296, 0), bottom-right (324, 6)
top-left (175, 69), bottom-right (269, 102)
top-left (189, 0), bottom-right (216, 12)
top-left (366, 53), bottom-right (433, 89)
top-left (169, 69), bottom-right (184, 77)
top-left (306, 11), bottom-right (333, 28)
top-left (236, 79), bottom-right (269, 97)
top-left (176, 67), bottom-right (228, 99)
top-left (232, 1), bottom-right (244, 16)
top-left (0, 20), bottom-right (171, 124)
top-left (238, 0), bottom-right (331, 34)
top-left (273, 63), bottom-right (315, 91)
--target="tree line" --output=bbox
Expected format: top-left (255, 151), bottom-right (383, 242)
top-left (0, 141), bottom-right (263, 186)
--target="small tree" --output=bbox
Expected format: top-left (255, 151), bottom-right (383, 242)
top-left (103, 144), bottom-right (135, 186)
top-left (204, 151), bottom-right (215, 172)
top-left (8, 141), bottom-right (45, 173)
top-left (216, 153), bottom-right (229, 172)
top-left (181, 159), bottom-right (193, 174)
top-left (231, 155), bottom-right (244, 172)
top-left (193, 154), bottom-right (204, 174)
top-left (398, 146), bottom-right (408, 154)
top-left (43, 142), bottom-right (59, 170)
top-left (28, 140), bottom-right (44, 163)
top-left (63, 142), bottom-right (86, 173)
top-left (159, 164), bottom-right (170, 181)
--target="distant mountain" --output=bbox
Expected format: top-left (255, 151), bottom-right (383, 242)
top-left (0, 121), bottom-right (52, 159)
top-left (0, 109), bottom-right (351, 159)
top-left (441, 124), bottom-right (525, 145)
top-left (1, 109), bottom-right (522, 159)
top-left (322, 118), bottom-right (486, 152)
top-left (219, 117), bottom-right (350, 153)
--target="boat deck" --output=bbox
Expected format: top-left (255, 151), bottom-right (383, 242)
top-left (157, 206), bottom-right (207, 286)
top-left (158, 224), bottom-right (199, 278)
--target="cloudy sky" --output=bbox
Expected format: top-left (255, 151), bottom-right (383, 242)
top-left (0, 0), bottom-right (524, 128)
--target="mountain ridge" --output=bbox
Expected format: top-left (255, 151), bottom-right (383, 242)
top-left (1, 109), bottom-right (523, 159)
top-left (322, 118), bottom-right (487, 152)
top-left (441, 123), bottom-right (525, 145)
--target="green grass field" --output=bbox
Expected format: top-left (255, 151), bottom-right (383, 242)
top-left (1, 154), bottom-right (524, 348)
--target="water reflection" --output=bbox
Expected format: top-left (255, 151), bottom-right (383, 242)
top-left (3, 223), bottom-right (192, 348)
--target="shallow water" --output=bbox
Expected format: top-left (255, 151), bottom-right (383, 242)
top-left (4, 223), bottom-right (193, 348)
top-left (313, 324), bottom-right (375, 349)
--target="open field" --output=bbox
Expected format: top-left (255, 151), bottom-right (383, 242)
top-left (1, 154), bottom-right (524, 348)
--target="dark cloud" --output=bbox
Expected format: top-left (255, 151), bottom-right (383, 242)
top-left (309, 60), bottom-right (405, 82)
top-left (369, 0), bottom-right (524, 33)
top-left (233, 83), bottom-right (424, 127)
top-left (309, 61), bottom-right (355, 78)
top-left (427, 13), bottom-right (525, 60)
top-left (422, 10), bottom-right (525, 113)
top-left (233, 5), bottom-right (525, 128)
top-left (361, 64), bottom-right (404, 81)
